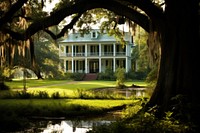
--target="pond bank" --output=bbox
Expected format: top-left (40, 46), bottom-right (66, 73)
top-left (0, 99), bottom-right (137, 132)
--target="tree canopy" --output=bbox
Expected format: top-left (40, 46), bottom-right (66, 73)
top-left (0, 0), bottom-right (163, 40)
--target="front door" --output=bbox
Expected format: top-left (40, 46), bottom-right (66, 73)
top-left (89, 60), bottom-right (99, 73)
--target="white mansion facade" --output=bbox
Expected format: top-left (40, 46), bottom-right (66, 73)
top-left (59, 29), bottom-right (133, 73)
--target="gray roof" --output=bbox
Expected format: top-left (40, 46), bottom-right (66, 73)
top-left (60, 29), bottom-right (131, 43)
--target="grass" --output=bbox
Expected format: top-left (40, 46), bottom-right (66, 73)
top-left (5, 79), bottom-right (147, 90)
top-left (0, 99), bottom-right (136, 110)
top-left (0, 99), bottom-right (138, 120)
top-left (4, 79), bottom-right (71, 89)
top-left (1, 80), bottom-right (194, 133)
top-left (3, 79), bottom-right (148, 99)
top-left (0, 79), bottom-right (148, 132)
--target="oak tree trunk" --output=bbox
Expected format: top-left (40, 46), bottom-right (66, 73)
top-left (147, 0), bottom-right (200, 125)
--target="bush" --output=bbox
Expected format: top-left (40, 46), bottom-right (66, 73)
top-left (35, 91), bottom-right (49, 99)
top-left (51, 92), bottom-right (60, 99)
top-left (115, 67), bottom-right (126, 89)
top-left (70, 73), bottom-right (85, 81)
top-left (126, 71), bottom-right (148, 80)
top-left (97, 67), bottom-right (116, 80)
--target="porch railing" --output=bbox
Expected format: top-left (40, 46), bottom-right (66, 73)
top-left (60, 52), bottom-right (126, 57)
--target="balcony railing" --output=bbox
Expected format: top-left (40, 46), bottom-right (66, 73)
top-left (87, 52), bottom-right (99, 56)
top-left (60, 52), bottom-right (126, 57)
top-left (116, 52), bottom-right (126, 56)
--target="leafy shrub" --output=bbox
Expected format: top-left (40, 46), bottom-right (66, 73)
top-left (88, 105), bottom-right (194, 133)
top-left (51, 92), bottom-right (60, 99)
top-left (115, 67), bottom-right (126, 89)
top-left (97, 67), bottom-right (116, 80)
top-left (70, 73), bottom-right (85, 81)
top-left (14, 91), bottom-right (33, 99)
top-left (126, 71), bottom-right (148, 80)
top-left (35, 91), bottom-right (49, 99)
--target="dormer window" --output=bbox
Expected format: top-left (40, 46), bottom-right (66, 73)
top-left (91, 31), bottom-right (98, 39)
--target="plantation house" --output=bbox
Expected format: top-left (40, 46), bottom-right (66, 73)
top-left (59, 29), bottom-right (133, 74)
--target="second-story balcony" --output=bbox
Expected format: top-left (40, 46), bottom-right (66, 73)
top-left (59, 52), bottom-right (126, 57)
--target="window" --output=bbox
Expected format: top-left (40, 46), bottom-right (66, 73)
top-left (91, 31), bottom-right (98, 39)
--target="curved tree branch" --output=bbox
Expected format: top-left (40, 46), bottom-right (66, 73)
top-left (124, 0), bottom-right (164, 20)
top-left (44, 13), bottom-right (82, 40)
top-left (2, 0), bottom-right (150, 41)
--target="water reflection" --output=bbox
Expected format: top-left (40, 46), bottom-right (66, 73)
top-left (116, 88), bottom-right (146, 97)
top-left (42, 120), bottom-right (113, 133)
top-left (93, 87), bottom-right (147, 98)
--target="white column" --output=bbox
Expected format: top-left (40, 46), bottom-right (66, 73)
top-left (85, 44), bottom-right (87, 56)
top-left (99, 58), bottom-right (101, 73)
top-left (113, 43), bottom-right (116, 56)
top-left (126, 57), bottom-right (128, 72)
top-left (74, 45), bottom-right (76, 56)
top-left (72, 44), bottom-right (74, 57)
top-left (72, 58), bottom-right (74, 73)
top-left (113, 58), bottom-right (116, 72)
top-left (64, 59), bottom-right (66, 72)
top-left (126, 45), bottom-right (128, 56)
top-left (99, 43), bottom-right (101, 56)
top-left (85, 58), bottom-right (88, 73)
top-left (74, 60), bottom-right (77, 72)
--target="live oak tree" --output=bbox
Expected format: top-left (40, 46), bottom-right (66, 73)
top-left (0, 0), bottom-right (199, 126)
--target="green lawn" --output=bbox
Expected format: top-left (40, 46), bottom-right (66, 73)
top-left (5, 79), bottom-right (147, 90)
top-left (0, 99), bottom-right (138, 118)
top-left (1, 79), bottom-right (147, 114)
top-left (0, 99), bottom-right (136, 109)
top-left (5, 79), bottom-right (70, 89)
top-left (4, 79), bottom-right (147, 98)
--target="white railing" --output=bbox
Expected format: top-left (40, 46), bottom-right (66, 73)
top-left (60, 52), bottom-right (126, 57)
top-left (74, 53), bottom-right (85, 56)
top-left (116, 52), bottom-right (126, 56)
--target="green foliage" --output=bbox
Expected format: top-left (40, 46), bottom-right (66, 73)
top-left (63, 72), bottom-right (73, 79)
top-left (115, 67), bottom-right (126, 89)
top-left (126, 70), bottom-right (148, 80)
top-left (51, 91), bottom-right (60, 99)
top-left (70, 72), bottom-right (85, 81)
top-left (145, 65), bottom-right (158, 87)
top-left (14, 91), bottom-right (33, 99)
top-left (33, 29), bottom-right (64, 79)
top-left (0, 67), bottom-right (10, 90)
top-left (97, 67), bottom-right (116, 80)
top-left (36, 91), bottom-right (49, 99)
top-left (88, 105), bottom-right (195, 133)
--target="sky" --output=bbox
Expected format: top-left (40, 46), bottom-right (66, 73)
top-left (42, 0), bottom-right (60, 12)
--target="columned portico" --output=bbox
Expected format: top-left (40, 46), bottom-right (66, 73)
top-left (59, 29), bottom-right (132, 74)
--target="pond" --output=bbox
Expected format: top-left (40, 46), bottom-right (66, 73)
top-left (93, 87), bottom-right (147, 98)
top-left (9, 87), bottom-right (147, 133)
top-left (15, 112), bottom-right (120, 133)
top-left (41, 119), bottom-right (113, 133)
